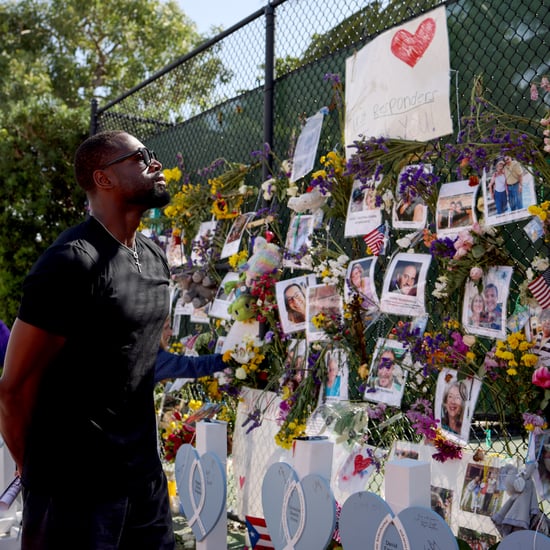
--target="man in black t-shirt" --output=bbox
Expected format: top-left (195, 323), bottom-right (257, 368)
top-left (0, 131), bottom-right (175, 549)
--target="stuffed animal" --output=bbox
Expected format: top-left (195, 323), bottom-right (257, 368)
top-left (242, 236), bottom-right (282, 287)
top-left (287, 188), bottom-right (327, 213)
top-left (492, 463), bottom-right (543, 536)
top-left (227, 293), bottom-right (256, 322)
top-left (179, 270), bottom-right (218, 308)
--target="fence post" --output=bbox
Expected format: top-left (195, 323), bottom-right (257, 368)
top-left (90, 98), bottom-right (98, 136)
top-left (263, 3), bottom-right (275, 181)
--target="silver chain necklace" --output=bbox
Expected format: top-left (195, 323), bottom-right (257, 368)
top-left (92, 216), bottom-right (142, 273)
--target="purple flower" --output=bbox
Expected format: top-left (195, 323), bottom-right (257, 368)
top-left (323, 73), bottom-right (341, 85)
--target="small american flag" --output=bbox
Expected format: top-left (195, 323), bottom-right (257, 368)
top-left (245, 515), bottom-right (274, 549)
top-left (528, 268), bottom-right (550, 309)
top-left (363, 224), bottom-right (386, 255)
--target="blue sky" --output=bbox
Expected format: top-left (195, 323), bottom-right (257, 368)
top-left (177, 0), bottom-right (267, 34)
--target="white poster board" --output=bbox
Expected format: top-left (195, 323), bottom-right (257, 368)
top-left (345, 6), bottom-right (452, 148)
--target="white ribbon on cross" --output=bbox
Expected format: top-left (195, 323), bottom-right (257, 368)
top-left (186, 458), bottom-right (207, 538)
top-left (281, 479), bottom-right (306, 550)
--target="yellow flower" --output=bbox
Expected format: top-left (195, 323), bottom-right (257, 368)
top-left (229, 250), bottom-right (248, 269)
top-left (312, 169), bottom-right (327, 179)
top-left (163, 166), bottom-right (182, 183)
top-left (506, 367), bottom-right (517, 376)
top-left (222, 350), bottom-right (233, 362)
top-left (466, 351), bottom-right (476, 362)
top-left (312, 313), bottom-right (326, 328)
top-left (521, 353), bottom-right (539, 367)
top-left (519, 341), bottom-right (533, 351)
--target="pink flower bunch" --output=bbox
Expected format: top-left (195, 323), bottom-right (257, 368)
top-left (532, 365), bottom-right (550, 389)
top-left (453, 230), bottom-right (474, 259)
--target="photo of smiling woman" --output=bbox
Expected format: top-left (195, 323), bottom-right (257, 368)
top-left (441, 381), bottom-right (467, 435)
top-left (275, 275), bottom-right (316, 335)
top-left (435, 368), bottom-right (482, 444)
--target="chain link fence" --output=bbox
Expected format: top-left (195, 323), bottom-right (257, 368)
top-left (94, 0), bottom-right (550, 521)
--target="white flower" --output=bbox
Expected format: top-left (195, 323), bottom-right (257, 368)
top-left (261, 178), bottom-right (275, 201)
top-left (526, 267), bottom-right (534, 281)
top-left (382, 190), bottom-right (394, 212)
top-left (463, 335), bottom-right (476, 347)
top-left (396, 236), bottom-right (411, 249)
top-left (232, 346), bottom-right (255, 364)
top-left (286, 184), bottom-right (298, 197)
top-left (239, 183), bottom-right (252, 196)
top-left (336, 255), bottom-right (349, 266)
top-left (533, 255), bottom-right (550, 272)
top-left (281, 159), bottom-right (293, 174)
top-left (235, 367), bottom-right (247, 380)
top-left (432, 276), bottom-right (448, 299)
top-left (214, 370), bottom-right (231, 385)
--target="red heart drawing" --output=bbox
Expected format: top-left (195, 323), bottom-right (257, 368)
top-left (353, 454), bottom-right (372, 476)
top-left (239, 475), bottom-right (246, 489)
top-left (390, 18), bottom-right (436, 68)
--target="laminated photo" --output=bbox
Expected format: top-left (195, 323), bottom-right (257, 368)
top-left (462, 266), bottom-right (513, 340)
top-left (482, 156), bottom-right (536, 227)
top-left (380, 252), bottom-right (431, 317)
top-left (209, 272), bottom-right (241, 321)
top-left (220, 212), bottom-right (254, 259)
top-left (306, 283), bottom-right (343, 342)
top-left (435, 368), bottom-right (481, 445)
top-left (276, 275), bottom-right (317, 334)
top-left (283, 213), bottom-right (314, 270)
top-left (344, 176), bottom-right (383, 237)
top-left (436, 180), bottom-right (477, 238)
top-left (392, 164), bottom-right (430, 230)
top-left (345, 257), bottom-right (379, 311)
top-left (323, 347), bottom-right (349, 401)
top-left (364, 338), bottom-right (410, 407)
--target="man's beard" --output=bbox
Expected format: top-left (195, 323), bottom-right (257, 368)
top-left (132, 183), bottom-right (171, 209)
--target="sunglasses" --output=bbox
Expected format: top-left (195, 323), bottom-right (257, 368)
top-left (102, 147), bottom-right (158, 168)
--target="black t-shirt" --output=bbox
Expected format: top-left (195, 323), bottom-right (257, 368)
top-left (18, 217), bottom-right (170, 495)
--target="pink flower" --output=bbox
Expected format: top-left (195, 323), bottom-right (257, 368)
top-left (542, 77), bottom-right (550, 92)
top-left (532, 366), bottom-right (550, 389)
top-left (531, 83), bottom-right (539, 100)
top-left (454, 246), bottom-right (469, 259)
top-left (471, 222), bottom-right (482, 235)
top-left (454, 230), bottom-right (474, 250)
top-left (453, 230), bottom-right (474, 259)
top-left (470, 266), bottom-right (483, 281)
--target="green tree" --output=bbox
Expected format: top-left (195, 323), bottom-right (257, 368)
top-left (0, 0), bottom-right (210, 323)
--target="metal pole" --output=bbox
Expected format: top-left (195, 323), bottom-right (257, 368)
top-left (90, 98), bottom-right (98, 136)
top-left (263, 2), bottom-right (275, 182)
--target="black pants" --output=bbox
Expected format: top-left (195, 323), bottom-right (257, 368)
top-left (21, 471), bottom-right (175, 549)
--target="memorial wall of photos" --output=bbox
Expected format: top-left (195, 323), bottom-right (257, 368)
top-left (157, 6), bottom-right (550, 543)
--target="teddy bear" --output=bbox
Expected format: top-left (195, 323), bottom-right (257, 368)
top-left (222, 236), bottom-right (282, 322)
top-left (177, 269), bottom-right (218, 309)
top-left (241, 236), bottom-right (282, 287)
